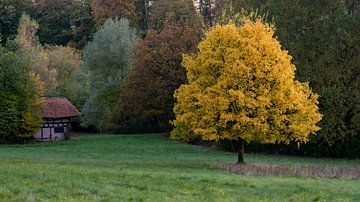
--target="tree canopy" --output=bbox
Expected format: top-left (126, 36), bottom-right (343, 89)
top-left (0, 0), bottom-right (34, 45)
top-left (91, 0), bottom-right (137, 27)
top-left (82, 18), bottom-right (138, 130)
top-left (0, 45), bottom-right (43, 143)
top-left (171, 21), bottom-right (322, 163)
top-left (111, 0), bottom-right (204, 133)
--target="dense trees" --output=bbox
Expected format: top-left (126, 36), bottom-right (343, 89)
top-left (33, 0), bottom-right (73, 45)
top-left (134, 0), bottom-right (150, 32)
top-left (33, 0), bottom-right (95, 48)
top-left (91, 0), bottom-right (137, 27)
top-left (148, 0), bottom-right (203, 31)
top-left (0, 12), bottom-right (85, 144)
top-left (16, 14), bottom-right (57, 97)
top-left (172, 21), bottom-right (322, 163)
top-left (0, 45), bottom-right (43, 143)
top-left (112, 23), bottom-right (202, 132)
top-left (17, 14), bottom-right (85, 102)
top-left (0, 0), bottom-right (359, 159)
top-left (0, 0), bottom-right (34, 45)
top-left (46, 45), bottom-right (86, 108)
top-left (301, 10), bottom-right (360, 156)
top-left (219, 0), bottom-right (360, 157)
top-left (82, 18), bottom-right (138, 131)
top-left (67, 0), bottom-right (96, 49)
top-left (111, 0), bottom-right (203, 133)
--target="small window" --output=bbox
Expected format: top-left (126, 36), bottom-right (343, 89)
top-left (54, 127), bottom-right (65, 134)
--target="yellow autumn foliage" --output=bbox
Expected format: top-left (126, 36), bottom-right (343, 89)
top-left (171, 20), bottom-right (322, 145)
top-left (18, 74), bottom-right (44, 137)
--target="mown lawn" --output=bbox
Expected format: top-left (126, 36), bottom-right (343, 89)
top-left (0, 134), bottom-right (359, 201)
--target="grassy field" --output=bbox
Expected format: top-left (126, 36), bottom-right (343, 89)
top-left (0, 134), bottom-right (359, 201)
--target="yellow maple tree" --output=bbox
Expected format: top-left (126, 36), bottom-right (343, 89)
top-left (171, 20), bottom-right (322, 163)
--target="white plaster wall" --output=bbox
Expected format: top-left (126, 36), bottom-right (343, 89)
top-left (34, 127), bottom-right (66, 141)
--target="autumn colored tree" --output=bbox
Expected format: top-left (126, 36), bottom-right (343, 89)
top-left (0, 45), bottom-right (44, 144)
top-left (148, 0), bottom-right (203, 31)
top-left (111, 0), bottom-right (203, 133)
top-left (171, 21), bottom-right (322, 163)
top-left (16, 14), bottom-right (90, 103)
top-left (46, 45), bottom-right (86, 108)
top-left (91, 0), bottom-right (137, 27)
top-left (112, 23), bottom-right (201, 132)
top-left (16, 14), bottom-right (57, 96)
top-left (264, 1), bottom-right (360, 157)
top-left (0, 0), bottom-right (34, 45)
top-left (221, 0), bottom-right (360, 157)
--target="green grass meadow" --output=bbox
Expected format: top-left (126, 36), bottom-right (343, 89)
top-left (0, 134), bottom-right (359, 201)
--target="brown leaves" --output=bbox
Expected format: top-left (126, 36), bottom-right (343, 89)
top-left (91, 0), bottom-right (137, 27)
top-left (112, 23), bottom-right (202, 133)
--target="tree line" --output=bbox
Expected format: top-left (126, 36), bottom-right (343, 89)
top-left (0, 0), bottom-right (359, 158)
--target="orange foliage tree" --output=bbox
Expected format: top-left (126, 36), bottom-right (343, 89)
top-left (112, 23), bottom-right (202, 132)
top-left (171, 20), bottom-right (322, 163)
top-left (91, 0), bottom-right (137, 27)
top-left (111, 0), bottom-right (204, 133)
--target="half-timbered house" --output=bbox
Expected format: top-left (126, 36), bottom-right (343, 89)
top-left (34, 98), bottom-right (81, 141)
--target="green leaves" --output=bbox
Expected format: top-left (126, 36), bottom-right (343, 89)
top-left (0, 46), bottom-right (43, 143)
top-left (82, 18), bottom-right (139, 130)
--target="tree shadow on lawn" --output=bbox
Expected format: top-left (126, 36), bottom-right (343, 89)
top-left (216, 163), bottom-right (360, 179)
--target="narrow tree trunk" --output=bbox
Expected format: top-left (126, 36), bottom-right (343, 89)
top-left (143, 0), bottom-right (148, 31)
top-left (237, 139), bottom-right (245, 164)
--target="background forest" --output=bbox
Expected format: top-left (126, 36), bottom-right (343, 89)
top-left (0, 0), bottom-right (359, 158)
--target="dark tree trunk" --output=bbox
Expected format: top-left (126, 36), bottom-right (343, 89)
top-left (143, 0), bottom-right (148, 31)
top-left (237, 139), bottom-right (245, 164)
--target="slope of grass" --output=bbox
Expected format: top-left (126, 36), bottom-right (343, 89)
top-left (0, 134), bottom-right (359, 201)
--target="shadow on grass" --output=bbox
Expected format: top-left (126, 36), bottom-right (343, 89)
top-left (217, 163), bottom-right (360, 179)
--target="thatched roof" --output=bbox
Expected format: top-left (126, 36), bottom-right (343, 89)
top-left (42, 98), bottom-right (81, 119)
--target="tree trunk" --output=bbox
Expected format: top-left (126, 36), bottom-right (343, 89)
top-left (237, 139), bottom-right (245, 164)
top-left (143, 0), bottom-right (148, 31)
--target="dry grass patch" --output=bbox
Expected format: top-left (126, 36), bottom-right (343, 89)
top-left (219, 163), bottom-right (360, 179)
